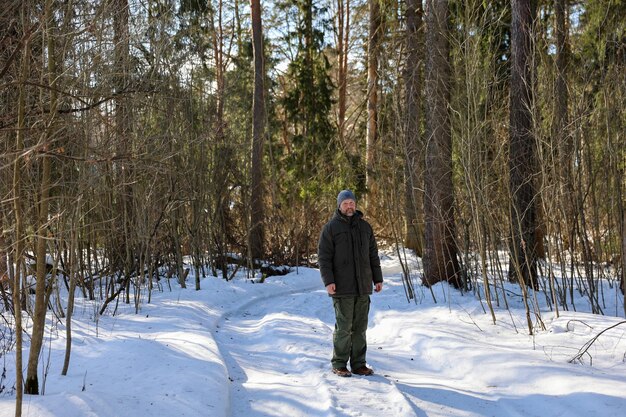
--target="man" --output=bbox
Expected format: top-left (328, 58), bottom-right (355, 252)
top-left (318, 189), bottom-right (384, 377)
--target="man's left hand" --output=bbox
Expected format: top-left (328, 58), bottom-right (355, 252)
top-left (374, 282), bottom-right (383, 293)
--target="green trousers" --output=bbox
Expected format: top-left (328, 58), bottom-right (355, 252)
top-left (331, 295), bottom-right (370, 369)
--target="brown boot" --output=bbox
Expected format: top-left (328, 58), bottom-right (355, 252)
top-left (351, 366), bottom-right (374, 376)
top-left (332, 367), bottom-right (352, 377)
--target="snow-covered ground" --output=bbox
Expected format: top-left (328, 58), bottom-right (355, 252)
top-left (1, 252), bottom-right (625, 417)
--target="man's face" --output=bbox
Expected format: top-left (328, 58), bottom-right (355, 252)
top-left (339, 199), bottom-right (356, 217)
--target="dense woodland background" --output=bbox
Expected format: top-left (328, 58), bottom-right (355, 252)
top-left (0, 0), bottom-right (624, 405)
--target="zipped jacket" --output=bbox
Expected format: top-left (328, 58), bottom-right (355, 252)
top-left (318, 209), bottom-right (383, 297)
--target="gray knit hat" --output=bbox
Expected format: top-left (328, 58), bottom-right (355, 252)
top-left (337, 189), bottom-right (357, 208)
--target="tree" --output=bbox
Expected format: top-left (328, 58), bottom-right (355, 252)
top-left (249, 0), bottom-right (265, 258)
top-left (365, 0), bottom-right (382, 209)
top-left (209, 0), bottom-right (237, 280)
top-left (403, 0), bottom-right (424, 255)
top-left (249, 0), bottom-right (266, 260)
top-left (615, 175), bottom-right (626, 302)
top-left (553, 0), bottom-right (570, 192)
top-left (335, 0), bottom-right (351, 145)
top-left (25, 0), bottom-right (57, 395)
top-left (111, 0), bottom-right (135, 285)
top-left (508, 0), bottom-right (538, 288)
top-left (10, 1), bottom-right (29, 411)
top-left (422, 0), bottom-right (462, 288)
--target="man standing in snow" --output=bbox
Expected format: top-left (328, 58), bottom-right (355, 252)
top-left (318, 189), bottom-right (384, 377)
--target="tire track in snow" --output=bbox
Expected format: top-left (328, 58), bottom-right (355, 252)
top-left (214, 284), bottom-right (418, 417)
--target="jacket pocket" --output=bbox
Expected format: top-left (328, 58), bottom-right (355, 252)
top-left (359, 229), bottom-right (372, 260)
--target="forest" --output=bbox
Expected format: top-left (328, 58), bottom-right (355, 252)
top-left (0, 0), bottom-right (625, 411)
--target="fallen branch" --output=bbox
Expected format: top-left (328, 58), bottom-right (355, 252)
top-left (569, 321), bottom-right (626, 365)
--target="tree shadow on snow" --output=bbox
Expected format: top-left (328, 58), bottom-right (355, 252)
top-left (393, 382), bottom-right (624, 417)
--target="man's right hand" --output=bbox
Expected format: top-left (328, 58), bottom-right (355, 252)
top-left (326, 283), bottom-right (336, 295)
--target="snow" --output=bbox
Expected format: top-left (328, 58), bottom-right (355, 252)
top-left (1, 252), bottom-right (625, 417)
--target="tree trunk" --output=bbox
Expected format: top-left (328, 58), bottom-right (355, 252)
top-left (11, 2), bottom-right (29, 410)
top-left (336, 0), bottom-right (350, 146)
top-left (304, 0), bottom-right (314, 138)
top-left (365, 0), bottom-right (381, 208)
top-left (554, 0), bottom-right (570, 179)
top-left (0, 233), bottom-right (9, 311)
top-left (621, 208), bottom-right (625, 309)
top-left (249, 0), bottom-right (266, 260)
top-left (62, 229), bottom-right (78, 376)
top-left (403, 0), bottom-right (424, 256)
top-left (214, 0), bottom-right (225, 135)
top-left (553, 0), bottom-right (573, 255)
top-left (234, 0), bottom-right (243, 53)
top-left (423, 0), bottom-right (461, 288)
top-left (210, 0), bottom-right (232, 276)
top-left (112, 0), bottom-right (133, 276)
top-left (25, 0), bottom-right (56, 394)
top-left (508, 0), bottom-right (538, 288)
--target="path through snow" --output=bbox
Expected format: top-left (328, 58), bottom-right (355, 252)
top-left (215, 283), bottom-right (417, 417)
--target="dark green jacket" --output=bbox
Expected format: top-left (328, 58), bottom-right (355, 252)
top-left (318, 209), bottom-right (383, 297)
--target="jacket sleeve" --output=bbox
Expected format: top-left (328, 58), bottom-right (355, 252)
top-left (318, 223), bottom-right (335, 287)
top-left (369, 227), bottom-right (383, 283)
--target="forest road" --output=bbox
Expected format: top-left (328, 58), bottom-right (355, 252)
top-left (214, 284), bottom-right (418, 417)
